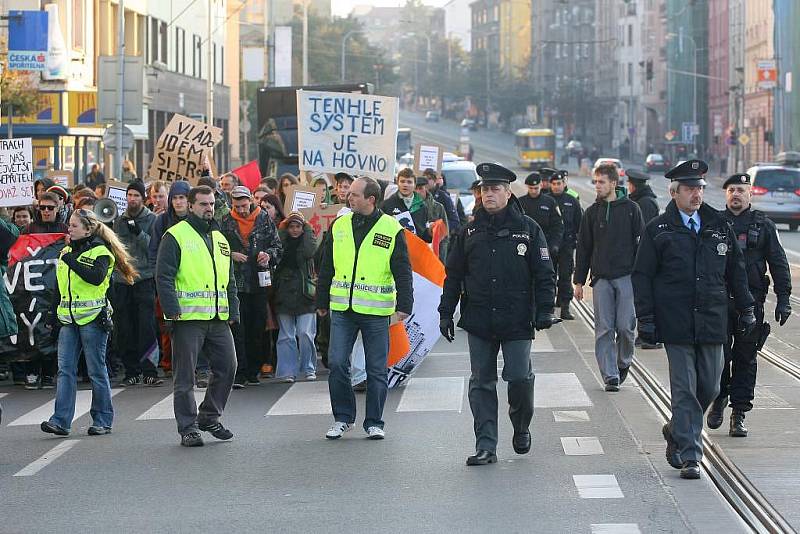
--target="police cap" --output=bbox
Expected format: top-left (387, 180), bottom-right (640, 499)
top-left (626, 168), bottom-right (651, 183)
top-left (539, 167), bottom-right (557, 180)
top-left (555, 169), bottom-right (569, 180)
top-left (476, 162), bottom-right (516, 185)
top-left (664, 159), bottom-right (708, 186)
top-left (722, 173), bottom-right (751, 189)
top-left (524, 172), bottom-right (541, 186)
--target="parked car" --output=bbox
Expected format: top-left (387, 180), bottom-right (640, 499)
top-left (425, 110), bottom-right (440, 122)
top-left (460, 118), bottom-right (477, 131)
top-left (645, 153), bottom-right (669, 172)
top-left (441, 159), bottom-right (479, 216)
top-left (747, 164), bottom-right (800, 231)
top-left (592, 157), bottom-right (627, 185)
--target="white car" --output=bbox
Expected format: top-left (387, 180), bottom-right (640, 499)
top-left (592, 157), bottom-right (627, 184)
top-left (440, 159), bottom-right (479, 216)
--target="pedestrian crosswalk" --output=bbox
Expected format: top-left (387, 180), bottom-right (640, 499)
top-left (7, 389), bottom-right (123, 426)
top-left (137, 391), bottom-right (207, 420)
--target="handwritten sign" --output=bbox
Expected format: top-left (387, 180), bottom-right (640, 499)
top-left (105, 180), bottom-right (128, 214)
top-left (300, 204), bottom-right (346, 236)
top-left (46, 170), bottom-right (74, 189)
top-left (297, 90), bottom-right (399, 180)
top-left (413, 143), bottom-right (444, 173)
top-left (0, 138), bottom-right (34, 207)
top-left (283, 185), bottom-right (319, 215)
top-left (147, 114), bottom-right (223, 184)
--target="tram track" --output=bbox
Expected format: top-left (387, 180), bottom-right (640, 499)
top-left (572, 299), bottom-right (797, 534)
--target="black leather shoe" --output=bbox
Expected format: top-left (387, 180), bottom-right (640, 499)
top-left (198, 422), bottom-right (234, 440)
top-left (706, 396), bottom-right (727, 429)
top-left (662, 423), bottom-right (682, 469)
top-left (560, 302), bottom-right (575, 320)
top-left (181, 432), bottom-right (204, 447)
top-left (618, 366), bottom-right (630, 385)
top-left (605, 377), bottom-right (620, 392)
top-left (641, 342), bottom-right (663, 350)
top-left (729, 411), bottom-right (748, 437)
top-left (40, 420), bottom-right (69, 436)
top-left (466, 450), bottom-right (498, 466)
top-left (680, 460), bottom-right (701, 479)
top-left (512, 432), bottom-right (531, 454)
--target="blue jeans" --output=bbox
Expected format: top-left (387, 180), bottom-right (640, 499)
top-left (276, 313), bottom-right (318, 379)
top-left (50, 322), bottom-right (114, 430)
top-left (328, 311), bottom-right (390, 431)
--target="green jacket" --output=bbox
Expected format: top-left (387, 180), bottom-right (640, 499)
top-left (0, 218), bottom-right (20, 338)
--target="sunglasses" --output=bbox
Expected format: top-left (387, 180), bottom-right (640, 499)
top-left (38, 205), bottom-right (57, 211)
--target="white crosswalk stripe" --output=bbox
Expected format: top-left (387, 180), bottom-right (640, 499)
top-left (560, 437), bottom-right (604, 456)
top-left (573, 475), bottom-right (624, 499)
top-left (7, 389), bottom-right (123, 426)
top-left (136, 391), bottom-right (207, 420)
top-left (266, 382), bottom-right (333, 416)
top-left (553, 410), bottom-right (590, 422)
top-left (13, 440), bottom-right (80, 477)
top-left (535, 373), bottom-right (593, 408)
top-left (590, 525), bottom-right (641, 534)
top-left (396, 377), bottom-right (464, 413)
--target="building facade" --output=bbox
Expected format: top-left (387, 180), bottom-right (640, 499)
top-left (741, 0), bottom-right (774, 166)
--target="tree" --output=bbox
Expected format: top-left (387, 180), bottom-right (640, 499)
top-left (1, 57), bottom-right (41, 139)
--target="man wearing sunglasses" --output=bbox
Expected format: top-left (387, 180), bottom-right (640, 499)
top-left (23, 192), bottom-right (68, 235)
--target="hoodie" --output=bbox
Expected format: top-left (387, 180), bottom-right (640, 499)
top-left (629, 183), bottom-right (660, 224)
top-left (149, 180), bottom-right (191, 272)
top-left (574, 187), bottom-right (644, 285)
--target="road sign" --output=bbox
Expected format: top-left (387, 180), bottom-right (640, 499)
top-left (665, 131), bottom-right (675, 141)
top-left (757, 60), bottom-right (777, 90)
top-left (97, 56), bottom-right (144, 124)
top-left (682, 122), bottom-right (696, 144)
top-left (103, 125), bottom-right (134, 153)
top-left (738, 133), bottom-right (751, 146)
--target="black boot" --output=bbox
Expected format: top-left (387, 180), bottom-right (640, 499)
top-left (729, 411), bottom-right (748, 437)
top-left (560, 301), bottom-right (575, 320)
top-left (706, 396), bottom-right (727, 430)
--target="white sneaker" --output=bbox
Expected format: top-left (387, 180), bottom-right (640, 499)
top-left (325, 421), bottom-right (353, 439)
top-left (305, 373), bottom-right (317, 381)
top-left (366, 426), bottom-right (385, 440)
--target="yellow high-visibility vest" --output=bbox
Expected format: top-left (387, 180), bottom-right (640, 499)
top-left (330, 212), bottom-right (401, 316)
top-left (165, 220), bottom-right (231, 321)
top-left (56, 244), bottom-right (114, 325)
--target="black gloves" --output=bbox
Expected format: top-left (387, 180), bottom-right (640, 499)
top-left (775, 296), bottom-right (792, 327)
top-left (535, 312), bottom-right (558, 331)
top-left (737, 306), bottom-right (757, 335)
top-left (127, 219), bottom-right (141, 235)
top-left (637, 316), bottom-right (657, 345)
top-left (439, 318), bottom-right (455, 342)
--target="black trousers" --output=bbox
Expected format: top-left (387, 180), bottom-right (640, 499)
top-left (553, 244), bottom-right (575, 303)
top-left (718, 303), bottom-right (763, 412)
top-left (232, 292), bottom-right (268, 380)
top-left (113, 279), bottom-right (159, 378)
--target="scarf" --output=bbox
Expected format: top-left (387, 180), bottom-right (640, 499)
top-left (230, 206), bottom-right (261, 244)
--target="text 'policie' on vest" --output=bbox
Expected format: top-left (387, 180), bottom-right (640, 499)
top-left (56, 243), bottom-right (115, 325)
top-left (165, 219), bottom-right (232, 321)
top-left (329, 212), bottom-right (403, 316)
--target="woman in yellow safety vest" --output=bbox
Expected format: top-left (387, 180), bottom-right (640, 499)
top-left (41, 209), bottom-right (137, 437)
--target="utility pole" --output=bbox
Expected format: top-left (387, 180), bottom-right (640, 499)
top-left (207, 0), bottom-right (214, 126)
top-left (302, 0), bottom-right (308, 84)
top-left (114, 0), bottom-right (125, 179)
top-left (263, 0), bottom-right (269, 87)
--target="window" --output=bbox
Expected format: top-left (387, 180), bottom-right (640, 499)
top-left (160, 21), bottom-right (168, 64)
top-left (628, 62), bottom-right (633, 86)
top-left (628, 24), bottom-right (633, 47)
top-left (150, 18), bottom-right (159, 63)
top-left (193, 35), bottom-right (202, 78)
top-left (213, 43), bottom-right (217, 83)
top-left (73, 0), bottom-right (85, 50)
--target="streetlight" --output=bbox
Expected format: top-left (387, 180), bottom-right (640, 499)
top-left (403, 32), bottom-right (431, 108)
top-left (341, 29), bottom-right (366, 82)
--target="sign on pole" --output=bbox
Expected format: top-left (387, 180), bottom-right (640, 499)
top-left (297, 90), bottom-right (399, 180)
top-left (757, 60), bottom-right (777, 90)
top-left (147, 114), bottom-right (223, 184)
top-left (7, 11), bottom-right (48, 71)
top-left (97, 56), bottom-right (145, 124)
top-left (105, 180), bottom-right (129, 214)
top-left (682, 122), bottom-right (695, 144)
top-left (0, 138), bottom-right (34, 207)
top-left (413, 143), bottom-right (444, 173)
top-left (738, 133), bottom-right (751, 146)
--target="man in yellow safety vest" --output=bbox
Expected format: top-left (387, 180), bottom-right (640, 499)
top-left (156, 185), bottom-right (240, 447)
top-left (316, 176), bottom-right (413, 441)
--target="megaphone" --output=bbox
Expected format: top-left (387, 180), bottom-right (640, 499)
top-left (94, 198), bottom-right (118, 223)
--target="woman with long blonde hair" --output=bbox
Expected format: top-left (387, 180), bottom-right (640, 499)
top-left (41, 209), bottom-right (137, 437)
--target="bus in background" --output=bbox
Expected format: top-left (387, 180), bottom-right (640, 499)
top-left (515, 128), bottom-right (556, 170)
top-left (396, 128), bottom-right (412, 161)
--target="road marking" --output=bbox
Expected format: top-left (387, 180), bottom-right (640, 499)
top-left (266, 382), bottom-right (332, 416)
top-left (396, 377), bottom-right (464, 413)
top-left (590, 525), bottom-right (641, 534)
top-left (8, 389), bottom-right (122, 426)
top-left (553, 410), bottom-right (590, 422)
top-left (535, 373), bottom-right (593, 408)
top-left (573, 474), bottom-right (624, 498)
top-left (13, 440), bottom-right (80, 477)
top-left (560, 436), bottom-right (604, 455)
top-left (137, 391), bottom-right (207, 420)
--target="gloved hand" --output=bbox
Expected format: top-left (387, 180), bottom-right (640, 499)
top-left (439, 318), bottom-right (455, 342)
top-left (637, 316), bottom-right (657, 345)
top-left (550, 247), bottom-right (559, 259)
top-left (127, 219), bottom-right (141, 235)
top-left (535, 312), bottom-right (557, 330)
top-left (737, 306), bottom-right (757, 335)
top-left (775, 296), bottom-right (792, 326)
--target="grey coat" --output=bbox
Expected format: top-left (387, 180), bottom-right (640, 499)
top-left (113, 206), bottom-right (156, 283)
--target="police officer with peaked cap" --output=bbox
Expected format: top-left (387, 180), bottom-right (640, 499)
top-left (626, 168), bottom-right (660, 223)
top-left (546, 168), bottom-right (583, 319)
top-left (631, 160), bottom-right (756, 479)
top-left (519, 172), bottom-right (564, 258)
top-left (706, 173), bottom-right (792, 437)
top-left (438, 162), bottom-right (557, 466)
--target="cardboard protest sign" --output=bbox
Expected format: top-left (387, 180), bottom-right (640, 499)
top-left (46, 169), bottom-right (74, 189)
top-left (283, 185), bottom-right (319, 215)
top-left (300, 204), bottom-right (345, 236)
top-left (147, 114), bottom-right (223, 184)
top-left (413, 143), bottom-right (444, 173)
top-left (0, 138), bottom-right (34, 207)
top-left (297, 90), bottom-right (399, 180)
top-left (105, 180), bottom-right (128, 214)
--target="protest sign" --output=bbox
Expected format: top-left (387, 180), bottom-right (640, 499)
top-left (297, 90), bottom-right (399, 180)
top-left (300, 204), bottom-right (345, 236)
top-left (0, 137), bottom-right (34, 207)
top-left (147, 114), bottom-right (223, 184)
top-left (46, 169), bottom-right (73, 189)
top-left (413, 143), bottom-right (444, 173)
top-left (105, 180), bottom-right (129, 214)
top-left (393, 211), bottom-right (417, 234)
top-left (284, 185), bottom-right (319, 214)
top-left (0, 234), bottom-right (65, 363)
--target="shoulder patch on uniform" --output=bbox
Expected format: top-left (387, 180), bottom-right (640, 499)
top-left (539, 247), bottom-right (550, 260)
top-left (372, 233), bottom-right (393, 249)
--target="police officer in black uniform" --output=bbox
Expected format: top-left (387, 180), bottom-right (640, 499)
top-left (438, 163), bottom-right (557, 466)
top-left (706, 173), bottom-right (793, 437)
top-left (632, 160), bottom-right (756, 480)
top-left (626, 168), bottom-right (660, 223)
top-left (519, 172), bottom-right (564, 258)
top-left (547, 169), bottom-right (583, 319)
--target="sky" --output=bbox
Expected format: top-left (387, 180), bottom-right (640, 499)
top-left (332, 0), bottom-right (449, 18)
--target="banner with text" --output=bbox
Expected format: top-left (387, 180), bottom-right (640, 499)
top-left (0, 138), bottom-right (34, 207)
top-left (147, 114), bottom-right (223, 184)
top-left (297, 90), bottom-right (399, 180)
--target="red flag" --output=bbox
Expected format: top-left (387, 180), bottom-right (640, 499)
top-left (8, 233), bottom-right (66, 267)
top-left (231, 160), bottom-right (262, 192)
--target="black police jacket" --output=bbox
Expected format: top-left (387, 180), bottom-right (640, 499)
top-left (629, 184), bottom-right (660, 223)
top-left (549, 192), bottom-right (582, 247)
top-left (518, 193), bottom-right (564, 253)
top-left (723, 207), bottom-right (792, 303)
top-left (632, 201), bottom-right (754, 344)
top-left (438, 203), bottom-right (556, 341)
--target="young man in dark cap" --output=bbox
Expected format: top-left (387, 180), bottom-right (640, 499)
top-left (632, 160), bottom-right (756, 479)
top-left (439, 162), bottom-right (556, 466)
top-left (706, 173), bottom-right (792, 437)
top-left (626, 168), bottom-right (660, 224)
top-left (518, 172), bottom-right (563, 259)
